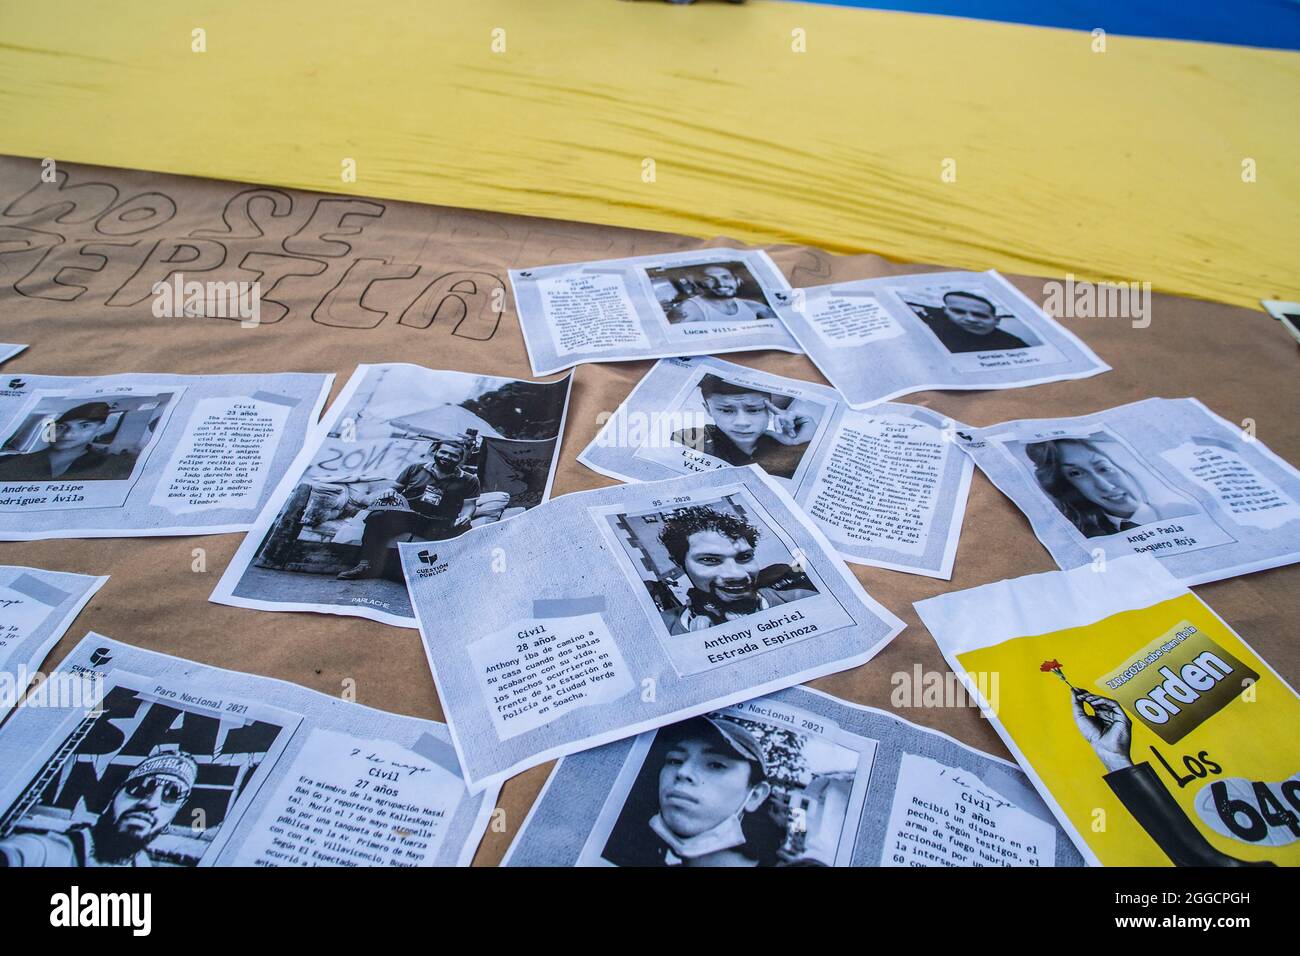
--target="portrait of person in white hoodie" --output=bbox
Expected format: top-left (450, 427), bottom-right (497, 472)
top-left (639, 715), bottom-right (782, 867)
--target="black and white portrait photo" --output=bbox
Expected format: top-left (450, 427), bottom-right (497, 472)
top-left (901, 282), bottom-right (1042, 355)
top-left (0, 679), bottom-right (292, 867)
top-left (0, 391), bottom-right (175, 484)
top-left (646, 260), bottom-right (778, 326)
top-left (221, 365), bottom-right (572, 624)
top-left (668, 373), bottom-right (826, 481)
top-left (605, 494), bottom-right (820, 637)
top-left (1016, 431), bottom-right (1201, 539)
top-left (587, 710), bottom-right (863, 867)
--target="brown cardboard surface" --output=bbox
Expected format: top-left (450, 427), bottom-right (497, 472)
top-left (1, 157), bottom-right (1297, 866)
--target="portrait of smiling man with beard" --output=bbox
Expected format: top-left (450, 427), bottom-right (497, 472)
top-left (0, 747), bottom-right (197, 867)
top-left (652, 262), bottom-right (778, 326)
top-left (655, 505), bottom-right (818, 636)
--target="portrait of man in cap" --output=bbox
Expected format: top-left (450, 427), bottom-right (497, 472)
top-left (588, 706), bottom-right (867, 868)
top-left (0, 746), bottom-right (198, 867)
top-left (0, 401), bottom-right (137, 482)
top-left (645, 715), bottom-right (775, 866)
top-left (591, 714), bottom-right (803, 868)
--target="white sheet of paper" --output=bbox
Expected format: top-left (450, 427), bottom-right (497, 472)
top-left (0, 566), bottom-right (106, 717)
top-left (881, 753), bottom-right (1055, 867)
top-left (579, 357), bottom-right (972, 578)
top-left (210, 363), bottom-right (573, 628)
top-left (0, 372), bottom-right (332, 540)
top-left (0, 635), bottom-right (498, 867)
top-left (503, 685), bottom-right (1080, 867)
top-left (773, 269), bottom-right (1109, 408)
top-left (231, 728), bottom-right (469, 867)
top-left (402, 465), bottom-right (904, 793)
top-left (958, 397), bottom-right (1300, 585)
top-left (510, 248), bottom-right (800, 375)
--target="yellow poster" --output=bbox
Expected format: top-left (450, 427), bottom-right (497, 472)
top-left (919, 556), bottom-right (1298, 867)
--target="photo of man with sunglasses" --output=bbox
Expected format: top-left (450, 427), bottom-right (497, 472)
top-left (0, 747), bottom-right (197, 867)
top-left (908, 290), bottom-right (1030, 354)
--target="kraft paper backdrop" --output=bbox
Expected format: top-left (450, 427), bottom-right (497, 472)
top-left (0, 0), bottom-right (1297, 311)
top-left (0, 157), bottom-right (1296, 866)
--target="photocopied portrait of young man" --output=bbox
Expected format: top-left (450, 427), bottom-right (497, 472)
top-left (597, 715), bottom-right (785, 866)
top-left (647, 260), bottom-right (778, 326)
top-left (630, 716), bottom-right (777, 866)
top-left (614, 498), bottom-right (821, 639)
top-left (904, 288), bottom-right (1040, 355)
top-left (669, 373), bottom-right (824, 481)
top-left (595, 706), bottom-right (880, 868)
top-left (885, 271), bottom-right (1083, 379)
top-left (584, 356), bottom-right (974, 578)
top-left (0, 394), bottom-right (173, 485)
top-left (0, 673), bottom-right (297, 867)
top-left (0, 748), bottom-right (200, 867)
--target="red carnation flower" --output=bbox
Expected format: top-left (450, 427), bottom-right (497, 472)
top-left (1040, 659), bottom-right (1076, 690)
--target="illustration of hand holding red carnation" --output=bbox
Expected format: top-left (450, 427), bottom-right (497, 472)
top-left (1040, 661), bottom-right (1271, 866)
top-left (1042, 660), bottom-right (1134, 773)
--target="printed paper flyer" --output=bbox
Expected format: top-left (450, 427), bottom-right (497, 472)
top-left (0, 635), bottom-right (498, 867)
top-left (917, 555), bottom-right (1299, 866)
top-left (504, 685), bottom-right (1082, 867)
top-left (579, 356), bottom-right (973, 578)
top-left (956, 397), bottom-right (1300, 585)
top-left (0, 565), bottom-right (106, 717)
top-left (771, 269), bottom-right (1108, 407)
top-left (510, 248), bottom-right (800, 375)
top-left (401, 465), bottom-right (903, 792)
top-left (0, 371), bottom-right (332, 540)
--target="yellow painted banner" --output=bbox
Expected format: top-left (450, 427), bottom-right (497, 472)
top-left (0, 0), bottom-right (1296, 308)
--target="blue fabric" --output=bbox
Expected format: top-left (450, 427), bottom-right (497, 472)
top-left (792, 1), bottom-right (1300, 51)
